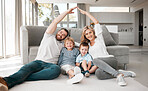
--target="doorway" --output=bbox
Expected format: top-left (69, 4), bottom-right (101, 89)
top-left (139, 10), bottom-right (143, 46)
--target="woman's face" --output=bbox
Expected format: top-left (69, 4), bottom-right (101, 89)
top-left (84, 29), bottom-right (95, 41)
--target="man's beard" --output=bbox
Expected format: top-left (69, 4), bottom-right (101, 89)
top-left (55, 35), bottom-right (63, 41)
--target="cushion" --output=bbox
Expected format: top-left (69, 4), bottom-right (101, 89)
top-left (102, 25), bottom-right (117, 46)
top-left (70, 28), bottom-right (82, 43)
top-left (107, 46), bottom-right (129, 55)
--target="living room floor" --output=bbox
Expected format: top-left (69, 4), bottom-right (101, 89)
top-left (0, 46), bottom-right (148, 88)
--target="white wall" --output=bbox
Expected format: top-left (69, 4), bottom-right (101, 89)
top-left (131, 1), bottom-right (148, 46)
top-left (90, 12), bottom-right (134, 24)
top-left (89, 12), bottom-right (135, 44)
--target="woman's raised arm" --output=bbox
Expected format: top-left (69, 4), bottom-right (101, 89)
top-left (77, 7), bottom-right (99, 24)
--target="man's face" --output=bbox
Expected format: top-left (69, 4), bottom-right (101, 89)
top-left (56, 29), bottom-right (68, 41)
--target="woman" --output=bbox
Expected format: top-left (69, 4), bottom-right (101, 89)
top-left (77, 7), bottom-right (136, 86)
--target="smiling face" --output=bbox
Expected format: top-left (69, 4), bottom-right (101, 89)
top-left (64, 40), bottom-right (74, 51)
top-left (79, 45), bottom-right (89, 56)
top-left (56, 29), bottom-right (68, 41)
top-left (84, 29), bottom-right (95, 42)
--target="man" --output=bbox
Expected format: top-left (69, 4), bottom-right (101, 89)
top-left (0, 7), bottom-right (77, 91)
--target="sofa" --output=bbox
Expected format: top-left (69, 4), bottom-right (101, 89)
top-left (20, 25), bottom-right (129, 69)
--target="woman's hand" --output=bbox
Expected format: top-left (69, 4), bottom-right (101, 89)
top-left (77, 7), bottom-right (87, 15)
top-left (77, 7), bottom-right (99, 24)
top-left (67, 6), bottom-right (77, 14)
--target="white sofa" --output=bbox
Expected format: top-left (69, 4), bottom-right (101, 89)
top-left (20, 25), bottom-right (129, 69)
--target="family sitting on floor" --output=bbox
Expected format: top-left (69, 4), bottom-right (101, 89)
top-left (0, 7), bottom-right (136, 91)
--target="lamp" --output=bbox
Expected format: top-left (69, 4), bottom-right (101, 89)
top-left (52, 5), bottom-right (60, 18)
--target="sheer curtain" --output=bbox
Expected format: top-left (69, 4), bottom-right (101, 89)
top-left (15, 0), bottom-right (22, 55)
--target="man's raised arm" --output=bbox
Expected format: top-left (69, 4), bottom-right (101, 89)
top-left (46, 7), bottom-right (77, 34)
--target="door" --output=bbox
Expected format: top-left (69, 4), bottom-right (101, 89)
top-left (139, 10), bottom-right (143, 46)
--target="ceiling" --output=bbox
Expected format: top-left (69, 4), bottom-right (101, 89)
top-left (36, 0), bottom-right (148, 7)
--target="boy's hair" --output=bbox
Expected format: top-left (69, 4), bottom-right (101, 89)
top-left (79, 42), bottom-right (89, 49)
top-left (64, 37), bottom-right (75, 47)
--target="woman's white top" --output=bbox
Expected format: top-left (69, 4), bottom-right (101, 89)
top-left (88, 24), bottom-right (114, 59)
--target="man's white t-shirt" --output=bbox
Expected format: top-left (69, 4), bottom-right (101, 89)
top-left (35, 33), bottom-right (64, 64)
top-left (88, 24), bottom-right (114, 59)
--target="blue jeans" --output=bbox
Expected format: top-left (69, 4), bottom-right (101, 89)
top-left (4, 60), bottom-right (61, 89)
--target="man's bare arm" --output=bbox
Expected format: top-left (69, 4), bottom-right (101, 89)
top-left (46, 7), bottom-right (77, 34)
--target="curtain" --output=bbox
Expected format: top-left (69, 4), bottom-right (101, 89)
top-left (15, 0), bottom-right (22, 55)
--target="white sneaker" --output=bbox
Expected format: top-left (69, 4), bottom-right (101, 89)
top-left (85, 72), bottom-right (90, 77)
top-left (67, 73), bottom-right (83, 84)
top-left (117, 74), bottom-right (127, 86)
top-left (0, 83), bottom-right (8, 91)
top-left (74, 66), bottom-right (81, 75)
top-left (118, 69), bottom-right (136, 77)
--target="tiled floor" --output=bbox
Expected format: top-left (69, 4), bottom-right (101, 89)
top-left (0, 46), bottom-right (148, 87)
top-left (128, 46), bottom-right (148, 87)
top-left (0, 56), bottom-right (23, 77)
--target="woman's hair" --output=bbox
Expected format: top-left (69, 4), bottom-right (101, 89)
top-left (80, 25), bottom-right (97, 43)
top-left (64, 37), bottom-right (75, 47)
top-left (79, 42), bottom-right (89, 50)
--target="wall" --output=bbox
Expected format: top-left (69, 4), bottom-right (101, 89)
top-left (90, 12), bottom-right (135, 44)
top-left (130, 1), bottom-right (148, 46)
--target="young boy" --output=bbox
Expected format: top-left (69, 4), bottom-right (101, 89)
top-left (58, 37), bottom-right (83, 84)
top-left (76, 42), bottom-right (98, 77)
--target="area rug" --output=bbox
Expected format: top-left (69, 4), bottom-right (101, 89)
top-left (9, 74), bottom-right (148, 91)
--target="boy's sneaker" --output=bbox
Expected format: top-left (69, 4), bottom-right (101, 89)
top-left (74, 66), bottom-right (81, 75)
top-left (118, 69), bottom-right (136, 77)
top-left (0, 77), bottom-right (8, 91)
top-left (85, 72), bottom-right (90, 77)
top-left (67, 73), bottom-right (83, 84)
top-left (116, 74), bottom-right (127, 86)
top-left (84, 70), bottom-right (90, 77)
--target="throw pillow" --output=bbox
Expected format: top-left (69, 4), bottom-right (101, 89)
top-left (101, 25), bottom-right (117, 46)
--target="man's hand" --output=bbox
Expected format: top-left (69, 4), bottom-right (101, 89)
top-left (67, 6), bottom-right (77, 14)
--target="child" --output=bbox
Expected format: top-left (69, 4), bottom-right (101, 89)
top-left (76, 42), bottom-right (98, 77)
top-left (58, 37), bottom-right (83, 84)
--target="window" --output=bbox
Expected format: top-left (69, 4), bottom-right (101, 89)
top-left (54, 3), bottom-right (67, 21)
top-left (69, 3), bottom-right (77, 28)
top-left (0, 0), bottom-right (15, 58)
top-left (5, 0), bottom-right (15, 56)
top-left (22, 0), bottom-right (38, 26)
top-left (0, 0), bottom-right (2, 58)
top-left (90, 7), bottom-right (129, 12)
top-left (26, 0), bottom-right (30, 25)
top-left (38, 3), bottom-right (52, 26)
top-left (54, 3), bottom-right (77, 28)
top-left (23, 2), bottom-right (78, 27)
